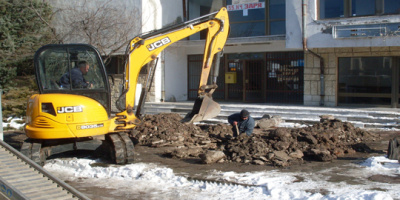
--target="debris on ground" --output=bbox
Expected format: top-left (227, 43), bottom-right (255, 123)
top-left (132, 113), bottom-right (378, 167)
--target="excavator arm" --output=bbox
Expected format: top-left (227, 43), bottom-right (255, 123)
top-left (112, 7), bottom-right (229, 130)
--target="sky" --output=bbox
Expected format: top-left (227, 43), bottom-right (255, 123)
top-left (43, 156), bottom-right (400, 200)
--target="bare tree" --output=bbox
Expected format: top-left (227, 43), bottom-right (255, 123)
top-left (34, 0), bottom-right (141, 64)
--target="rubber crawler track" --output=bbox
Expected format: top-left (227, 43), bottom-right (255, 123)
top-left (106, 132), bottom-right (135, 164)
top-left (20, 138), bottom-right (46, 166)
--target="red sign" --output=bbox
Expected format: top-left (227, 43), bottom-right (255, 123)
top-left (227, 2), bottom-right (265, 11)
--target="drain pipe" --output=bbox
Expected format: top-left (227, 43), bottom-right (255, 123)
top-left (302, 0), bottom-right (325, 106)
top-left (161, 51), bottom-right (165, 102)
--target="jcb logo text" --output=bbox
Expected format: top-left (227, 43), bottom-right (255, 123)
top-left (147, 37), bottom-right (171, 51)
top-left (57, 106), bottom-right (83, 113)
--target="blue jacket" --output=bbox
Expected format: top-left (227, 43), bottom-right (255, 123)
top-left (59, 67), bottom-right (89, 89)
top-left (228, 113), bottom-right (255, 136)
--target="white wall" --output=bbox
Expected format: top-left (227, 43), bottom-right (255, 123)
top-left (142, 0), bottom-right (183, 102)
top-left (285, 0), bottom-right (303, 49)
top-left (142, 0), bottom-right (162, 32)
top-left (164, 47), bottom-right (188, 101)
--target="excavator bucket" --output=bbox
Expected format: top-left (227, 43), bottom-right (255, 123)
top-left (181, 95), bottom-right (221, 123)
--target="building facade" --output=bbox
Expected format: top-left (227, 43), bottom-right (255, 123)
top-left (168, 0), bottom-right (400, 108)
top-left (49, 0), bottom-right (400, 109)
top-left (166, 0), bottom-right (304, 105)
top-left (286, 0), bottom-right (400, 107)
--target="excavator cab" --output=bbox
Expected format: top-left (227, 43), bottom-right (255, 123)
top-left (34, 44), bottom-right (111, 115)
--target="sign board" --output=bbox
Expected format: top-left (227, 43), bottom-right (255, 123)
top-left (225, 72), bottom-right (237, 84)
top-left (227, 2), bottom-right (265, 11)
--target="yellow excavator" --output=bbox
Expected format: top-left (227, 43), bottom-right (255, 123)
top-left (21, 7), bottom-right (229, 165)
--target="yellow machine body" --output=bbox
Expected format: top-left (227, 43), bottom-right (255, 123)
top-left (25, 93), bottom-right (119, 139)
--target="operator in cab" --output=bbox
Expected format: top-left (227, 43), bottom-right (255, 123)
top-left (59, 61), bottom-right (93, 89)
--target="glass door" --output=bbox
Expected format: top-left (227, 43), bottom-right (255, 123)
top-left (227, 60), bottom-right (244, 101)
top-left (245, 60), bottom-right (263, 102)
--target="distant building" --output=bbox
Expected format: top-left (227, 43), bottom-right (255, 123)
top-left (287, 0), bottom-right (400, 108)
top-left (49, 0), bottom-right (400, 108)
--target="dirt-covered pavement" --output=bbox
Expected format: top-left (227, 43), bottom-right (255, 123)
top-left (131, 113), bottom-right (383, 167)
top-left (3, 113), bottom-right (400, 199)
top-left (3, 113), bottom-right (397, 171)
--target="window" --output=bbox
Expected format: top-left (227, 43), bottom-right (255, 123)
top-left (320, 0), bottom-right (344, 18)
top-left (38, 47), bottom-right (105, 91)
top-left (104, 55), bottom-right (125, 74)
top-left (227, 0), bottom-right (266, 37)
top-left (352, 0), bottom-right (375, 17)
top-left (385, 0), bottom-right (400, 15)
top-left (320, 0), bottom-right (400, 19)
top-left (338, 57), bottom-right (393, 105)
top-left (188, 0), bottom-right (285, 38)
top-left (227, 0), bottom-right (286, 37)
top-left (269, 0), bottom-right (286, 35)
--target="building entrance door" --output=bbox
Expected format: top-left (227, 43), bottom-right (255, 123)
top-left (244, 60), bottom-right (263, 102)
top-left (188, 52), bottom-right (304, 104)
top-left (226, 59), bottom-right (264, 102)
top-left (227, 60), bottom-right (244, 101)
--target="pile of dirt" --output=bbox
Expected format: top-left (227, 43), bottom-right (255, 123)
top-left (132, 113), bottom-right (209, 147)
top-left (131, 113), bottom-right (377, 167)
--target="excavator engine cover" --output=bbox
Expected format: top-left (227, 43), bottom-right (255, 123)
top-left (182, 95), bottom-right (221, 123)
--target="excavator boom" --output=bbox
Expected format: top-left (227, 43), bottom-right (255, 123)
top-left (116, 7), bottom-right (230, 127)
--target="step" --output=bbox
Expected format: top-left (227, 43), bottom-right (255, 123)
top-left (142, 102), bottom-right (400, 130)
top-left (0, 140), bottom-right (88, 200)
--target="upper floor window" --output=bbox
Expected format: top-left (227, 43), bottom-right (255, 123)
top-left (384, 0), bottom-right (400, 15)
top-left (188, 0), bottom-right (285, 39)
top-left (227, 0), bottom-right (266, 37)
top-left (320, 0), bottom-right (400, 19)
top-left (268, 0), bottom-right (285, 35)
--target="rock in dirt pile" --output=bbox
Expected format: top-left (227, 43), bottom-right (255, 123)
top-left (131, 113), bottom-right (377, 167)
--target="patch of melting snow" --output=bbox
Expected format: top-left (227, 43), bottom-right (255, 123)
top-left (44, 156), bottom-right (399, 200)
top-left (3, 117), bottom-right (25, 130)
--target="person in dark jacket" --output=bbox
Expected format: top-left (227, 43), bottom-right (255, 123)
top-left (228, 109), bottom-right (255, 137)
top-left (59, 61), bottom-right (92, 89)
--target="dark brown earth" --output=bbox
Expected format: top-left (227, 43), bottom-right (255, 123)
top-left (3, 113), bottom-right (400, 199)
top-left (131, 113), bottom-right (382, 167)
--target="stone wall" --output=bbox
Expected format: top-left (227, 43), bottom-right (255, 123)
top-left (109, 72), bottom-right (154, 113)
top-left (304, 47), bottom-right (400, 107)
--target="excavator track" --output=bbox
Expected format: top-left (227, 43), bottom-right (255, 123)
top-left (0, 139), bottom-right (89, 200)
top-left (106, 132), bottom-right (135, 164)
top-left (20, 133), bottom-right (134, 165)
top-left (20, 139), bottom-right (47, 166)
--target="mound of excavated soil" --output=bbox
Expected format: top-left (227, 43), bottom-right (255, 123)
top-left (131, 113), bottom-right (377, 167)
